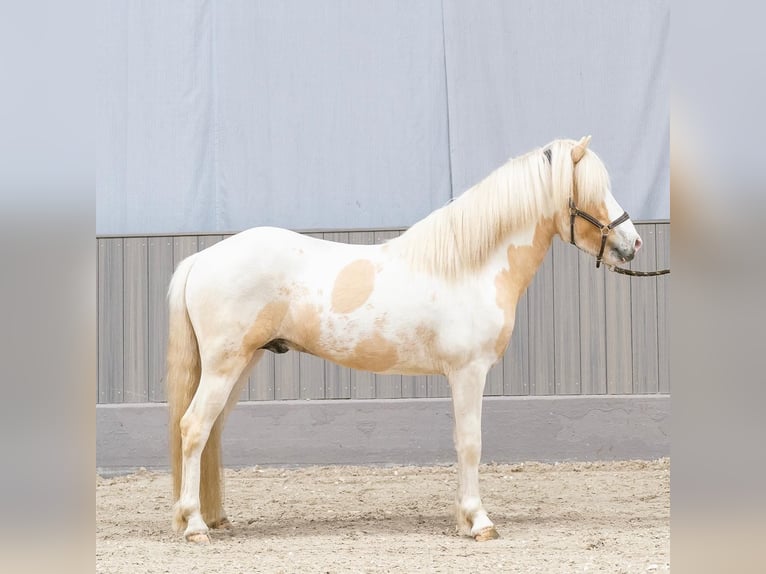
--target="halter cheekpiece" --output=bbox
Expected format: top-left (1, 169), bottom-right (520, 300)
top-left (568, 198), bottom-right (630, 268)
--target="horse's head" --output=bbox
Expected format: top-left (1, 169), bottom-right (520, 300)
top-left (554, 136), bottom-right (642, 268)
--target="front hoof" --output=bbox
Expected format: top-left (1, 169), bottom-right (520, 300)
top-left (473, 526), bottom-right (500, 541)
top-left (185, 532), bottom-right (211, 544)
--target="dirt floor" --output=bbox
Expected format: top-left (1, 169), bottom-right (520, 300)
top-left (97, 459), bottom-right (669, 573)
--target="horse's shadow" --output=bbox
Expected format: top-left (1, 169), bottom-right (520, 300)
top-left (216, 509), bottom-right (596, 540)
top-left (221, 511), bottom-right (456, 540)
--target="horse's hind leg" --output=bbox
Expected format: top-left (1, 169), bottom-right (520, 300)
top-left (207, 350), bottom-right (266, 531)
top-left (175, 354), bottom-right (252, 543)
top-left (448, 364), bottom-right (499, 541)
top-left (202, 368), bottom-right (247, 532)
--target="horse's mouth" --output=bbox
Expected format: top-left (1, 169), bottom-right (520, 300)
top-left (608, 248), bottom-right (634, 265)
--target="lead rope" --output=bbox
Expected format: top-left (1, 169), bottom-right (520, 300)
top-left (606, 264), bottom-right (670, 277)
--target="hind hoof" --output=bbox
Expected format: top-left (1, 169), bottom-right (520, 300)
top-left (209, 517), bottom-right (232, 530)
top-left (474, 526), bottom-right (500, 541)
top-left (186, 532), bottom-right (211, 544)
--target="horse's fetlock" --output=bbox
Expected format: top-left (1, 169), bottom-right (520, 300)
top-left (173, 502), bottom-right (190, 532)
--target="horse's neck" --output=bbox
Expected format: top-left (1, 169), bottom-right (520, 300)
top-left (490, 217), bottom-right (557, 298)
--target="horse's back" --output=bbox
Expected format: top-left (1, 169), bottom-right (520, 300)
top-left (206, 226), bottom-right (371, 258)
top-left (186, 226), bottom-right (380, 302)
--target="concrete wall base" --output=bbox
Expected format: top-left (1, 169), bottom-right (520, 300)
top-left (97, 395), bottom-right (669, 475)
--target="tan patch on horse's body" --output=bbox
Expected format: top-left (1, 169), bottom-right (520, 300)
top-left (242, 300), bottom-right (289, 355)
top-left (493, 220), bottom-right (555, 357)
top-left (289, 303), bottom-right (323, 351)
top-left (493, 270), bottom-right (519, 357)
top-left (331, 259), bottom-right (376, 314)
top-left (341, 332), bottom-right (399, 373)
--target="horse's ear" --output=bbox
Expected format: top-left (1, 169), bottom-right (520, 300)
top-left (571, 135), bottom-right (592, 164)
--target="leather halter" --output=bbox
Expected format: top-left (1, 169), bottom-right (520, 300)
top-left (543, 146), bottom-right (629, 267)
top-left (543, 146), bottom-right (668, 275)
top-left (569, 198), bottom-right (630, 268)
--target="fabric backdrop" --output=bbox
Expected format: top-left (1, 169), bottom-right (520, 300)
top-left (97, 0), bottom-right (669, 234)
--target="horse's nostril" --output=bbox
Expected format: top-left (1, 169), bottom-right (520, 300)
top-left (634, 237), bottom-right (643, 253)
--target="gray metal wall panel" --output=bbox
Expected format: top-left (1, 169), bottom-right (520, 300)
top-left (147, 237), bottom-right (173, 402)
top-left (656, 225), bottom-right (670, 393)
top-left (97, 224), bottom-right (669, 404)
top-left (484, 360), bottom-right (503, 396)
top-left (503, 291), bottom-right (529, 396)
top-left (250, 352), bottom-right (275, 402)
top-left (274, 352), bottom-right (300, 401)
top-left (552, 238), bottom-right (581, 394)
top-left (605, 257), bottom-right (634, 394)
top-left (401, 375), bottom-right (429, 399)
top-left (631, 224), bottom-right (660, 393)
top-left (427, 374), bottom-right (450, 399)
top-left (98, 238), bottom-right (123, 403)
top-left (123, 237), bottom-right (149, 402)
top-left (527, 249), bottom-right (555, 395)
top-left (578, 251), bottom-right (608, 394)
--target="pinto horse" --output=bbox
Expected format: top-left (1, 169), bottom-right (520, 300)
top-left (167, 136), bottom-right (642, 543)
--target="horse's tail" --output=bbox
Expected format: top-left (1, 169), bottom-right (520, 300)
top-left (167, 253), bottom-right (223, 530)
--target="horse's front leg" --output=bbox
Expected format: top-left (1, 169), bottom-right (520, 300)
top-left (448, 364), bottom-right (500, 541)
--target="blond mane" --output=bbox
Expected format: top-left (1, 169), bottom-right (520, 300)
top-left (389, 139), bottom-right (610, 279)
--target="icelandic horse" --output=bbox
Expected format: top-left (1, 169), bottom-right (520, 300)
top-left (167, 136), bottom-right (642, 543)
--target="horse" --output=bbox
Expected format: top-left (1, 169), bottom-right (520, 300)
top-left (167, 135), bottom-right (642, 544)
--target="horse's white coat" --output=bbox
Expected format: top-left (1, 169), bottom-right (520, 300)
top-left (604, 192), bottom-right (642, 255)
top-left (168, 137), bottom-right (641, 542)
top-left (185, 227), bottom-right (511, 375)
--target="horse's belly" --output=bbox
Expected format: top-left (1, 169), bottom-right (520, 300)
top-left (280, 299), bottom-right (499, 376)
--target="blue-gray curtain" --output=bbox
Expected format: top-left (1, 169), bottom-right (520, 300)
top-left (97, 0), bottom-right (669, 234)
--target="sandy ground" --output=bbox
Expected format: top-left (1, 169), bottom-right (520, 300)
top-left (97, 459), bottom-right (669, 573)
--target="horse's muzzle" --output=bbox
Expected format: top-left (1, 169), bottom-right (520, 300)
top-left (614, 236), bottom-right (642, 263)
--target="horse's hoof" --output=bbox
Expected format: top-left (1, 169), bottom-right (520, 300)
top-left (209, 517), bottom-right (232, 530)
top-left (474, 526), bottom-right (500, 541)
top-left (186, 532), bottom-right (211, 544)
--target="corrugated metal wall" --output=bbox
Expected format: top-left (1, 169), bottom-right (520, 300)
top-left (97, 222), bottom-right (669, 404)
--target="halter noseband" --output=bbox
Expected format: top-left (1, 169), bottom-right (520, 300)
top-left (569, 198), bottom-right (630, 269)
top-left (543, 146), bottom-right (668, 275)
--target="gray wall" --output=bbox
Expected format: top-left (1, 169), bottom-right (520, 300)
top-left (97, 222), bottom-right (669, 404)
top-left (97, 0), bottom-right (669, 235)
top-left (97, 396), bottom-right (670, 473)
